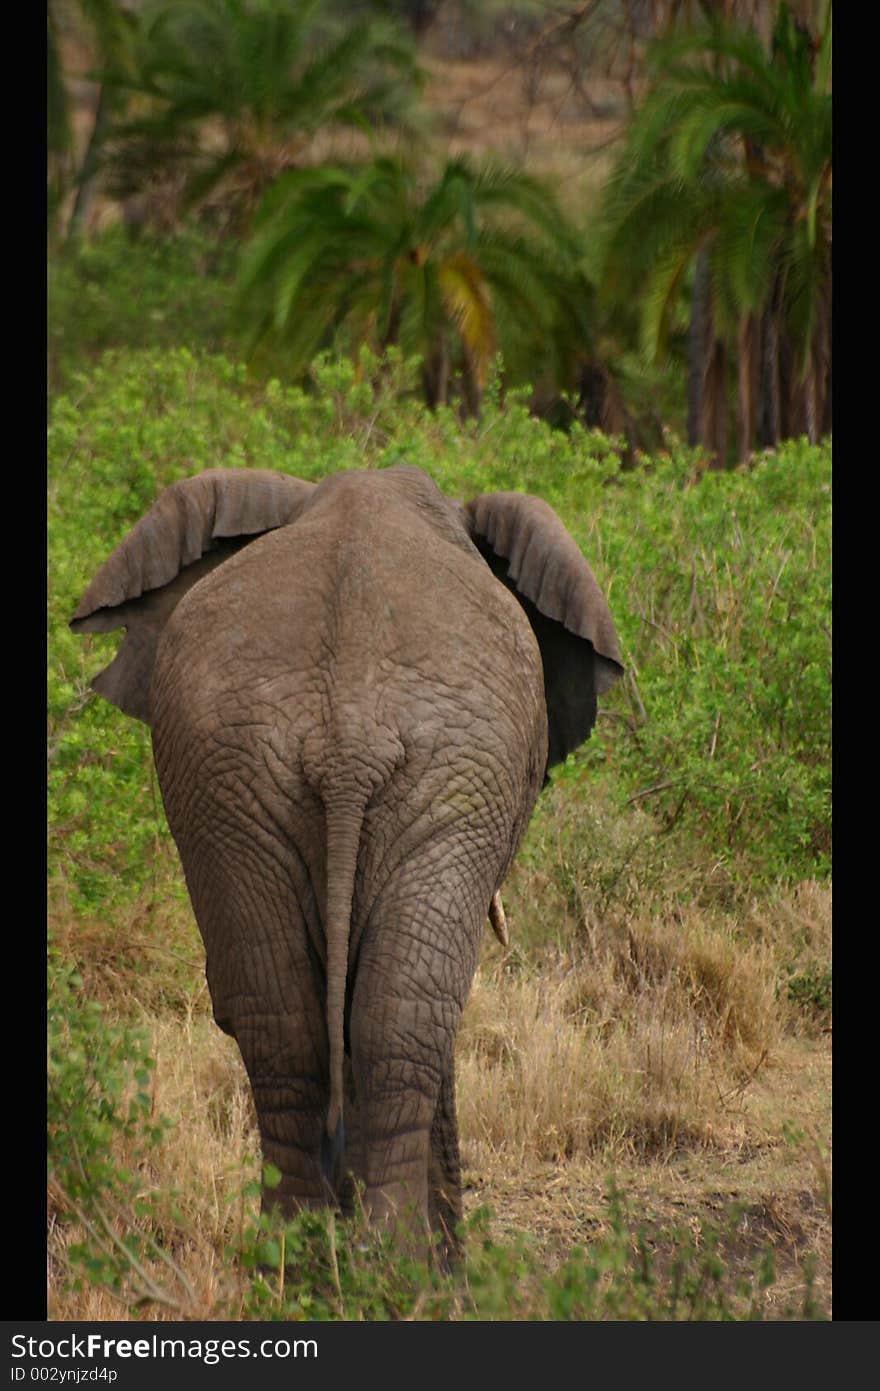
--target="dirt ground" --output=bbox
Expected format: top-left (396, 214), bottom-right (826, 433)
top-left (463, 1036), bottom-right (831, 1317)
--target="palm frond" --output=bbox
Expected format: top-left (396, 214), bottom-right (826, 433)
top-left (237, 150), bottom-right (585, 408)
top-left (600, 0), bottom-right (831, 454)
top-left (437, 253), bottom-right (495, 384)
top-left (640, 239), bottom-right (700, 363)
top-left (104, 0), bottom-right (421, 224)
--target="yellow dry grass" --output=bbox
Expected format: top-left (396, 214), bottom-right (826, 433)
top-left (48, 875), bottom-right (831, 1319)
top-left (460, 901), bottom-right (781, 1169)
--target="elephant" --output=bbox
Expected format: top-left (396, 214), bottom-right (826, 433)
top-left (70, 463), bottom-right (622, 1258)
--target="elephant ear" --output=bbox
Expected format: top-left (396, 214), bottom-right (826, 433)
top-left (70, 468), bottom-right (316, 723)
top-left (463, 491), bottom-right (623, 772)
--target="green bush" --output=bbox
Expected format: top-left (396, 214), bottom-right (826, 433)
top-left (227, 1181), bottom-right (820, 1321)
top-left (48, 226), bottom-right (237, 396)
top-left (786, 963), bottom-right (832, 1020)
top-left (596, 439), bottom-right (832, 887)
top-left (47, 955), bottom-right (181, 1304)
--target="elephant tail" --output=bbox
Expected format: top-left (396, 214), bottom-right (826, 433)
top-left (324, 791), bottom-right (367, 1141)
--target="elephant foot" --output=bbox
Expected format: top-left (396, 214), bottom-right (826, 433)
top-left (363, 1180), bottom-right (432, 1260)
top-left (260, 1179), bottom-right (334, 1220)
top-left (427, 1203), bottom-right (463, 1273)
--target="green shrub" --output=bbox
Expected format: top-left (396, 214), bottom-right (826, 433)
top-left (48, 226), bottom-right (237, 396)
top-left (227, 1181), bottom-right (820, 1321)
top-left (590, 438), bottom-right (832, 889)
top-left (47, 955), bottom-right (185, 1305)
top-left (786, 964), bottom-right (832, 1020)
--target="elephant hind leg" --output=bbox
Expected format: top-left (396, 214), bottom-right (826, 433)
top-left (185, 824), bottom-right (335, 1216)
top-left (429, 1061), bottom-right (464, 1266)
top-left (236, 1012), bottom-right (333, 1215)
top-left (347, 847), bottom-right (487, 1255)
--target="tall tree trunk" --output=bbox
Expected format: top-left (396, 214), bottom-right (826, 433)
top-left (67, 85), bottom-right (109, 242)
top-left (814, 274), bottom-right (832, 439)
top-left (820, 359), bottom-right (832, 437)
top-left (706, 338), bottom-right (728, 469)
top-left (381, 297), bottom-right (402, 353)
top-left (736, 313), bottom-right (759, 463)
top-left (423, 340), bottom-right (449, 409)
top-left (803, 353), bottom-right (818, 444)
top-left (687, 247), bottom-right (713, 448)
top-left (460, 349), bottom-right (482, 419)
top-left (688, 247), bottom-right (728, 467)
top-left (758, 297), bottom-right (781, 447)
top-left (779, 330), bottom-right (801, 440)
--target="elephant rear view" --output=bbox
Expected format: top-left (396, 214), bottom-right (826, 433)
top-left (71, 464), bottom-right (622, 1256)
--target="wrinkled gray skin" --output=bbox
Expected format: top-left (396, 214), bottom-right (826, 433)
top-left (71, 464), bottom-right (622, 1259)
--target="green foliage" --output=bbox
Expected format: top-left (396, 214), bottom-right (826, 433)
top-left (47, 0), bottom-right (137, 238)
top-left (602, 6), bottom-right (831, 358)
top-left (237, 154), bottom-right (587, 410)
top-left (227, 1181), bottom-right (819, 1321)
top-left (599, 4), bottom-right (832, 460)
top-left (48, 956), bottom-right (160, 1200)
top-left (102, 0), bottom-right (422, 225)
top-left (785, 963), bottom-right (832, 1021)
top-left (236, 1205), bottom-right (451, 1321)
top-left (47, 955), bottom-right (182, 1303)
top-left (48, 224), bottom-right (238, 394)
top-left (594, 436), bottom-right (831, 886)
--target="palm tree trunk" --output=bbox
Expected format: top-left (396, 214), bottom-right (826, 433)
top-left (423, 341), bottom-right (450, 409)
top-left (736, 313), bottom-right (758, 463)
top-left (381, 297), bottom-right (402, 353)
top-left (687, 247), bottom-right (712, 448)
top-left (460, 350), bottom-right (482, 419)
top-left (688, 247), bottom-right (728, 467)
top-left (820, 359), bottom-right (832, 437)
top-left (707, 338), bottom-right (728, 470)
top-left (779, 331), bottom-right (801, 440)
top-left (67, 85), bottom-right (109, 242)
top-left (804, 353), bottom-right (818, 444)
top-left (758, 299), bottom-right (781, 447)
top-left (814, 275), bottom-right (832, 439)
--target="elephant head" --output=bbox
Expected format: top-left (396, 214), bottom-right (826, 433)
top-left (71, 464), bottom-right (622, 1257)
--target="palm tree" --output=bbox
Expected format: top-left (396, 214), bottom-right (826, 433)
top-left (237, 155), bottom-right (585, 413)
top-left (47, 0), bottom-right (136, 242)
top-left (101, 0), bottom-right (422, 231)
top-left (600, 2), bottom-right (832, 463)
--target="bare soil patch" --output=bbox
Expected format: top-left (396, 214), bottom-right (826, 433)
top-left (464, 1038), bottom-right (831, 1317)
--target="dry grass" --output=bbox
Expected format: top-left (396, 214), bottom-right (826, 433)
top-left (459, 902), bottom-right (782, 1170)
top-left (48, 1008), bottom-right (258, 1323)
top-left (47, 861), bottom-right (831, 1318)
